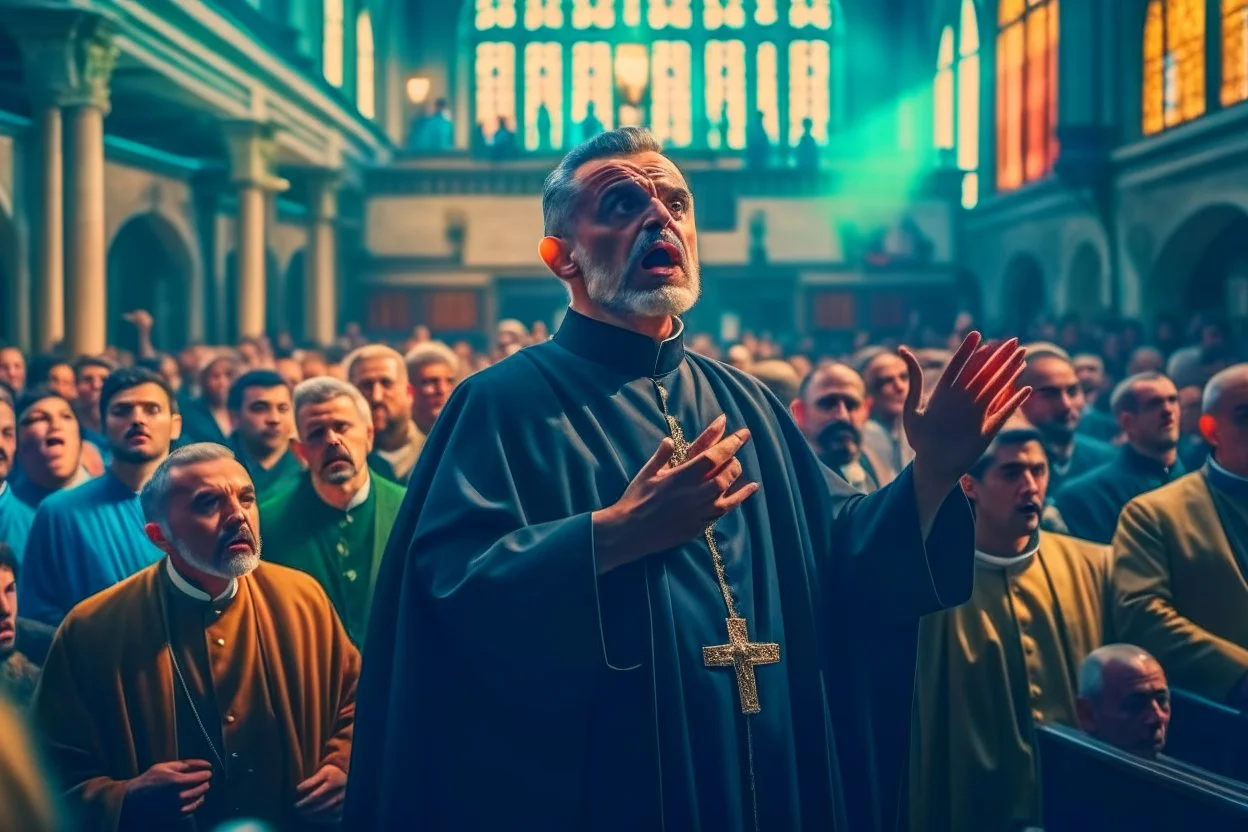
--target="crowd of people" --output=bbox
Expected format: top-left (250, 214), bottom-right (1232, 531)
top-left (0, 127), bottom-right (1243, 830)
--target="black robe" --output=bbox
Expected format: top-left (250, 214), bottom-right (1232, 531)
top-left (1053, 445), bottom-right (1186, 544)
top-left (346, 309), bottom-right (975, 831)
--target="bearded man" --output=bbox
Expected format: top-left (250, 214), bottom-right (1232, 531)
top-left (348, 128), bottom-right (1029, 832)
top-left (30, 443), bottom-right (359, 831)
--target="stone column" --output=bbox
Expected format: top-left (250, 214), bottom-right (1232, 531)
top-left (4, 5), bottom-right (116, 353)
top-left (305, 171), bottom-right (340, 346)
top-left (223, 121), bottom-right (287, 340)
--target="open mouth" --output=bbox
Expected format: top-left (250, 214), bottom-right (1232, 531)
top-left (44, 435), bottom-right (65, 449)
top-left (641, 242), bottom-right (681, 270)
top-left (1017, 502), bottom-right (1041, 517)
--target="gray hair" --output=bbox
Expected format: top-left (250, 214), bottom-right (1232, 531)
top-left (292, 376), bottom-right (371, 430)
top-left (1109, 371), bottom-right (1170, 415)
top-left (541, 126), bottom-right (665, 238)
top-left (140, 442), bottom-right (236, 531)
top-left (343, 344), bottom-right (408, 385)
top-left (405, 341), bottom-right (460, 378)
top-left (1078, 643), bottom-right (1159, 700)
top-left (1202, 363), bottom-right (1248, 415)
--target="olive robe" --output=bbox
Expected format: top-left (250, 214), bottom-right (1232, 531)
top-left (910, 531), bottom-right (1115, 832)
top-left (30, 560), bottom-right (359, 832)
top-left (260, 473), bottom-right (406, 645)
top-left (1114, 465), bottom-right (1248, 701)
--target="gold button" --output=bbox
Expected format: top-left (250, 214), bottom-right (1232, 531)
top-left (225, 714), bottom-right (236, 724)
top-left (214, 609), bottom-right (224, 616)
top-left (215, 638), bottom-right (226, 647)
top-left (1032, 709), bottom-right (1044, 723)
top-left (344, 514), bottom-right (353, 524)
top-left (344, 569), bottom-right (358, 582)
top-left (1030, 684), bottom-right (1042, 698)
top-left (336, 541), bottom-right (348, 556)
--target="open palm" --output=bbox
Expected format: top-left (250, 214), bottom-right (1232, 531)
top-left (900, 333), bottom-right (1031, 486)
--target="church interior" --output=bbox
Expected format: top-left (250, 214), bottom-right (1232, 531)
top-left (8, 0), bottom-right (1248, 828)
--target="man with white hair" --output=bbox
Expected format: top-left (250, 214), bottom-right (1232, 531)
top-left (404, 340), bottom-right (459, 437)
top-left (1076, 644), bottom-right (1170, 759)
top-left (345, 345), bottom-right (422, 485)
top-left (260, 377), bottom-right (406, 645)
top-left (1114, 363), bottom-right (1248, 707)
top-left (30, 443), bottom-right (359, 830)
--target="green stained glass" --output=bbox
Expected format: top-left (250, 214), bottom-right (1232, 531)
top-left (572, 41), bottom-right (614, 135)
top-left (475, 42), bottom-right (516, 140)
top-left (573, 0), bottom-right (615, 28)
top-left (524, 43), bottom-right (563, 149)
top-left (650, 0), bottom-right (693, 29)
top-left (652, 41), bottom-right (693, 146)
top-left (476, 0), bottom-right (517, 29)
top-left (524, 0), bottom-right (563, 29)
top-left (706, 40), bottom-right (747, 147)
top-left (789, 39), bottom-right (829, 143)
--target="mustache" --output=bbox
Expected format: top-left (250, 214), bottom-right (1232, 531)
top-left (817, 420), bottom-right (862, 446)
top-left (217, 525), bottom-right (257, 552)
top-left (626, 228), bottom-right (686, 272)
top-left (322, 446), bottom-right (353, 466)
top-left (125, 425), bottom-right (150, 439)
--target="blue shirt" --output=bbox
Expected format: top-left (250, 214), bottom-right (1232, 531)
top-left (0, 483), bottom-right (36, 562)
top-left (20, 469), bottom-right (162, 626)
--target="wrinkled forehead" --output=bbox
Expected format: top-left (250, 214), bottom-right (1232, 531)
top-left (572, 151), bottom-right (688, 204)
top-left (811, 368), bottom-right (865, 400)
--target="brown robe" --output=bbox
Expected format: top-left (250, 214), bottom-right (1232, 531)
top-left (0, 697), bottom-right (60, 832)
top-left (1114, 468), bottom-right (1248, 700)
top-left (30, 560), bottom-right (359, 832)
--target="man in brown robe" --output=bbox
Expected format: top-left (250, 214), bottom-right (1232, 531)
top-left (1114, 364), bottom-right (1248, 706)
top-left (911, 425), bottom-right (1114, 832)
top-left (30, 442), bottom-right (359, 831)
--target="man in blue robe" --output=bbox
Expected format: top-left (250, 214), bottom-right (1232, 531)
top-left (9, 387), bottom-right (92, 512)
top-left (20, 367), bottom-right (181, 625)
top-left (0, 397), bottom-right (35, 561)
top-left (346, 128), bottom-right (1031, 832)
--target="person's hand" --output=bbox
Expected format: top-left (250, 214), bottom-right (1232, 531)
top-left (122, 309), bottom-right (153, 332)
top-left (593, 415), bottom-right (759, 573)
top-left (293, 763), bottom-right (347, 824)
top-left (900, 333), bottom-right (1031, 491)
top-left (122, 759), bottom-right (213, 821)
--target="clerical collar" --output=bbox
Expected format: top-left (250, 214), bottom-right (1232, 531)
top-left (346, 477), bottom-right (371, 511)
top-left (1123, 443), bottom-right (1179, 477)
top-left (165, 558), bottom-right (238, 603)
top-left (975, 535), bottom-right (1040, 569)
top-left (1207, 458), bottom-right (1248, 499)
top-left (553, 307), bottom-right (686, 378)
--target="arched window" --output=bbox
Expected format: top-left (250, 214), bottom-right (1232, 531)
top-left (933, 0), bottom-right (980, 209)
top-left (469, 0), bottom-right (846, 152)
top-left (323, 0), bottom-right (345, 87)
top-left (1142, 0), bottom-right (1206, 135)
top-left (357, 9), bottom-right (376, 118)
top-left (1222, 0), bottom-right (1248, 106)
top-left (995, 0), bottom-right (1058, 193)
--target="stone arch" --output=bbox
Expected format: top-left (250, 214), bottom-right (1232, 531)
top-left (107, 212), bottom-right (194, 354)
top-left (1148, 204), bottom-right (1248, 322)
top-left (1065, 241), bottom-right (1104, 314)
top-left (999, 251), bottom-right (1046, 336)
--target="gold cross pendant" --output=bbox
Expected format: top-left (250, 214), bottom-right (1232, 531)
top-left (703, 617), bottom-right (781, 715)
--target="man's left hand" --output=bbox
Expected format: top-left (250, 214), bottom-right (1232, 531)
top-left (293, 763), bottom-right (347, 824)
top-left (900, 333), bottom-right (1030, 492)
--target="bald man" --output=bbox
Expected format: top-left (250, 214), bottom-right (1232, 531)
top-left (1076, 644), bottom-right (1170, 759)
top-left (1114, 364), bottom-right (1248, 709)
top-left (345, 345), bottom-right (422, 485)
top-left (791, 363), bottom-right (894, 492)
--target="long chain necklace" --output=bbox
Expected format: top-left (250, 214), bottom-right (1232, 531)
top-left (654, 381), bottom-right (780, 716)
top-left (164, 599), bottom-right (229, 776)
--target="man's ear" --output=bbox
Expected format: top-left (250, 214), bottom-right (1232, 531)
top-left (959, 473), bottom-right (977, 501)
top-left (539, 236), bottom-right (581, 283)
top-left (789, 398), bottom-right (805, 429)
top-left (1200, 413), bottom-right (1218, 447)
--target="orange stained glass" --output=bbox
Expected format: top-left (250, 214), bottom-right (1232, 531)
top-left (996, 19), bottom-right (1025, 191)
top-left (1048, 0), bottom-right (1060, 166)
top-left (996, 0), bottom-right (1056, 193)
top-left (1143, 0), bottom-right (1165, 134)
top-left (1170, 0), bottom-right (1206, 126)
top-left (1222, 0), bottom-right (1248, 106)
top-left (1024, 4), bottom-right (1049, 181)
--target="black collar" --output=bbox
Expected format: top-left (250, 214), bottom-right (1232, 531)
top-left (1121, 443), bottom-right (1183, 478)
top-left (553, 307), bottom-right (686, 378)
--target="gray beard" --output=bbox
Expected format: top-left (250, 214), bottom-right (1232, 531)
top-left (173, 536), bottom-right (261, 581)
top-left (579, 250), bottom-right (701, 318)
top-left (323, 462), bottom-right (358, 485)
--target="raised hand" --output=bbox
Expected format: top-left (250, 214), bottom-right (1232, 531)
top-left (122, 759), bottom-right (213, 822)
top-left (899, 333), bottom-right (1031, 489)
top-left (593, 415), bottom-right (760, 574)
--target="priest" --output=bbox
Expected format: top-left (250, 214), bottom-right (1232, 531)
top-left (348, 129), bottom-right (1029, 831)
top-left (909, 424), bottom-right (1115, 832)
top-left (30, 442), bottom-right (359, 831)
top-left (1114, 363), bottom-right (1248, 705)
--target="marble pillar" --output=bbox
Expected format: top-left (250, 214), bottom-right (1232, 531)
top-left (305, 171), bottom-right (340, 346)
top-left (223, 121), bottom-right (287, 341)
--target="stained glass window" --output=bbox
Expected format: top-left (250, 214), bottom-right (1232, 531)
top-left (790, 40), bottom-right (830, 144)
top-left (525, 43), bottom-right (563, 149)
top-left (957, 0), bottom-right (981, 208)
top-left (476, 0), bottom-right (517, 29)
top-left (651, 42), bottom-right (693, 146)
top-left (571, 41), bottom-right (614, 136)
top-left (572, 0), bottom-right (614, 29)
top-left (706, 40), bottom-right (747, 148)
top-left (525, 0), bottom-right (563, 30)
top-left (323, 0), bottom-right (344, 87)
top-left (1142, 0), bottom-right (1206, 135)
top-left (469, 0), bottom-right (845, 154)
top-left (934, 28), bottom-right (955, 150)
top-left (1223, 0), bottom-right (1248, 105)
top-left (996, 0), bottom-right (1057, 193)
top-left (475, 42), bottom-right (516, 141)
top-left (649, 0), bottom-right (693, 29)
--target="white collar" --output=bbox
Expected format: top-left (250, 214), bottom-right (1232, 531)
top-left (975, 536), bottom-right (1041, 568)
top-left (165, 558), bottom-right (238, 603)
top-left (1210, 457), bottom-right (1248, 484)
top-left (0, 481), bottom-right (7, 499)
top-left (664, 317), bottom-right (685, 344)
top-left (346, 476), bottom-right (371, 511)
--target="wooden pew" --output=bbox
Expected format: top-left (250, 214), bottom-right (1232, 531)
top-left (1036, 723), bottom-right (1248, 830)
top-left (1167, 688), bottom-right (1248, 783)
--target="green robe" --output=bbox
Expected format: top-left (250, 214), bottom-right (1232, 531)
top-left (260, 473), bottom-right (406, 644)
top-left (910, 532), bottom-right (1115, 832)
top-left (231, 436), bottom-right (305, 500)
